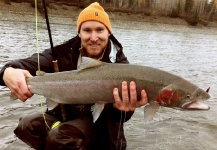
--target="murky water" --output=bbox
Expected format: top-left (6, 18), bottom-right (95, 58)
top-left (0, 11), bottom-right (217, 150)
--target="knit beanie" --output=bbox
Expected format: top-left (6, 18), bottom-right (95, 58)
top-left (77, 2), bottom-right (112, 33)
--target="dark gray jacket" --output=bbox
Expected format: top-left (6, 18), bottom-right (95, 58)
top-left (0, 34), bottom-right (134, 150)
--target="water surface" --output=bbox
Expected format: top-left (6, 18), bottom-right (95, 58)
top-left (0, 12), bottom-right (217, 150)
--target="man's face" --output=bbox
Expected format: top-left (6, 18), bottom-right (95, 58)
top-left (79, 21), bottom-right (110, 59)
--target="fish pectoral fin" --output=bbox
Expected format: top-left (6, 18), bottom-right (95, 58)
top-left (46, 98), bottom-right (59, 110)
top-left (91, 103), bottom-right (105, 123)
top-left (143, 101), bottom-right (160, 123)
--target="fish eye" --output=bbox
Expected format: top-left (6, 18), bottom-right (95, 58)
top-left (186, 94), bottom-right (191, 99)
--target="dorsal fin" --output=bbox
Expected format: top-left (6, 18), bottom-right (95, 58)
top-left (78, 57), bottom-right (103, 71)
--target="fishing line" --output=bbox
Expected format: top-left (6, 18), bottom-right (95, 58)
top-left (117, 110), bottom-right (126, 146)
top-left (35, 0), bottom-right (50, 130)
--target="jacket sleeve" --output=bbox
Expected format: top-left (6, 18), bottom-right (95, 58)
top-left (0, 37), bottom-right (77, 86)
top-left (0, 49), bottom-right (54, 86)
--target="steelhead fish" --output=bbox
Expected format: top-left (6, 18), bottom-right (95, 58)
top-left (22, 57), bottom-right (210, 122)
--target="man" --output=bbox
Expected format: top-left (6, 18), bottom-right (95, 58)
top-left (0, 2), bottom-right (148, 150)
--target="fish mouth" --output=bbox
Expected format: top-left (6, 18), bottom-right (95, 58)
top-left (182, 101), bottom-right (210, 110)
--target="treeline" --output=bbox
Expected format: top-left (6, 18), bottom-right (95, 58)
top-left (3, 0), bottom-right (217, 26)
top-left (99, 0), bottom-right (217, 25)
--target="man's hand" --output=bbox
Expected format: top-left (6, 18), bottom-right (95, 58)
top-left (113, 81), bottom-right (148, 111)
top-left (3, 67), bottom-right (33, 102)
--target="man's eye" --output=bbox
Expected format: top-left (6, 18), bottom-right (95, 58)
top-left (186, 94), bottom-right (191, 99)
top-left (84, 29), bottom-right (91, 32)
top-left (97, 28), bottom-right (104, 32)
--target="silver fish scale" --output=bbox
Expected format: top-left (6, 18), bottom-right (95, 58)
top-left (26, 58), bottom-right (210, 106)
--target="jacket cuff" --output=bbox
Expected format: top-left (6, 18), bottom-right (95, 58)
top-left (0, 66), bottom-right (8, 86)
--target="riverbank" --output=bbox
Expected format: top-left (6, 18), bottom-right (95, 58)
top-left (1, 1), bottom-right (217, 150)
top-left (0, 1), bottom-right (217, 29)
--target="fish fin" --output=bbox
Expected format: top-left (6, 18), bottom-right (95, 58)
top-left (10, 92), bottom-right (18, 100)
top-left (143, 101), bottom-right (160, 123)
top-left (36, 70), bottom-right (46, 76)
top-left (78, 57), bottom-right (103, 71)
top-left (91, 103), bottom-right (105, 123)
top-left (46, 98), bottom-right (59, 110)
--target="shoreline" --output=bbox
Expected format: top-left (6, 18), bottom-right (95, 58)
top-left (0, 1), bottom-right (217, 29)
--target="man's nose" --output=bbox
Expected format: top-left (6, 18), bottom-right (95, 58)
top-left (90, 32), bottom-right (98, 42)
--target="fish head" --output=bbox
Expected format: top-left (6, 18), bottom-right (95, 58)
top-left (156, 83), bottom-right (210, 110)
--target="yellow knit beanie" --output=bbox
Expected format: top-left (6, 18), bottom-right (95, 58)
top-left (77, 2), bottom-right (112, 33)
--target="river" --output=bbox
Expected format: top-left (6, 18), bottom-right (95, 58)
top-left (0, 5), bottom-right (217, 150)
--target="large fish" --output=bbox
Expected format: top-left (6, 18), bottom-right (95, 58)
top-left (24, 57), bottom-right (210, 122)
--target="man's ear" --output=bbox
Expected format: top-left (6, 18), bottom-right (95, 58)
top-left (78, 33), bottom-right (81, 37)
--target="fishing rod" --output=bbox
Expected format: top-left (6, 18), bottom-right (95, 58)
top-left (41, 0), bottom-right (67, 121)
top-left (41, 0), bottom-right (59, 72)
